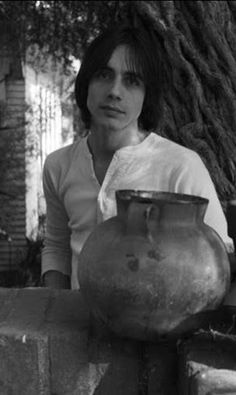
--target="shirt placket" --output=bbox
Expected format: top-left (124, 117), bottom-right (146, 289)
top-left (97, 153), bottom-right (129, 222)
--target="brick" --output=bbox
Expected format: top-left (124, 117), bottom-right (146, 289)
top-left (7, 80), bottom-right (24, 88)
top-left (6, 97), bottom-right (25, 106)
top-left (7, 90), bottom-right (25, 99)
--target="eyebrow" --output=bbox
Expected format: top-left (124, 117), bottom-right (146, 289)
top-left (102, 65), bottom-right (143, 80)
top-left (125, 70), bottom-right (143, 80)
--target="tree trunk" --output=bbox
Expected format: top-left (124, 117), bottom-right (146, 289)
top-left (125, 0), bottom-right (236, 202)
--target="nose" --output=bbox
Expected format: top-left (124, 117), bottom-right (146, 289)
top-left (108, 76), bottom-right (122, 100)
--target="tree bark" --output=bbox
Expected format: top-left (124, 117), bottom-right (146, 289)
top-left (126, 0), bottom-right (236, 202)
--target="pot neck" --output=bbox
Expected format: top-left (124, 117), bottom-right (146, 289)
top-left (116, 190), bottom-right (208, 234)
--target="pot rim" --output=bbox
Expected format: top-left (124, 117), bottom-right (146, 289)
top-left (116, 189), bottom-right (209, 205)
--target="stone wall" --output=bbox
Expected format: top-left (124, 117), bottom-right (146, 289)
top-left (0, 287), bottom-right (236, 395)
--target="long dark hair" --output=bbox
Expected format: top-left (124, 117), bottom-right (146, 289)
top-left (75, 24), bottom-right (163, 132)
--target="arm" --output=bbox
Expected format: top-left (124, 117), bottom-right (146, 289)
top-left (41, 155), bottom-right (72, 289)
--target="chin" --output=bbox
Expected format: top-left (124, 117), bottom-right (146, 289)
top-left (99, 119), bottom-right (126, 131)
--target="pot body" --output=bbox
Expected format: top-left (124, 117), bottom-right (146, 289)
top-left (78, 190), bottom-right (230, 340)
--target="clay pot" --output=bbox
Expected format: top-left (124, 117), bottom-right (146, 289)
top-left (78, 190), bottom-right (230, 341)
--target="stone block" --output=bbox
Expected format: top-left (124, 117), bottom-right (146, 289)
top-left (87, 319), bottom-right (140, 395)
top-left (0, 329), bottom-right (50, 395)
top-left (178, 333), bottom-right (236, 395)
top-left (190, 362), bottom-right (236, 395)
top-left (0, 288), bottom-right (52, 394)
top-left (146, 342), bottom-right (178, 395)
top-left (0, 287), bottom-right (51, 331)
top-left (0, 288), bottom-right (91, 395)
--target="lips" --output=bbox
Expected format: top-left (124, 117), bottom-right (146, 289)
top-left (101, 105), bottom-right (125, 114)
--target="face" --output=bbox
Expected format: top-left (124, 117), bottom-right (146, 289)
top-left (87, 45), bottom-right (145, 132)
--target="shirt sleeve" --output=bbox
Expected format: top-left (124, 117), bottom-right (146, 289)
top-left (41, 156), bottom-right (72, 277)
top-left (172, 151), bottom-right (233, 250)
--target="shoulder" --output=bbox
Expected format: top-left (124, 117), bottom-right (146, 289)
top-left (44, 138), bottom-right (85, 172)
top-left (42, 138), bottom-right (88, 192)
top-left (150, 133), bottom-right (203, 165)
top-left (42, 138), bottom-right (88, 194)
top-left (44, 138), bottom-right (82, 164)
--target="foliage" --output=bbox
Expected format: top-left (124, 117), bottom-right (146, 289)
top-left (17, 236), bottom-right (43, 287)
top-left (0, 1), bottom-right (127, 69)
top-left (0, 237), bottom-right (43, 287)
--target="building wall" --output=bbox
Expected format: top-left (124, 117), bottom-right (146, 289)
top-left (0, 77), bottom-right (27, 270)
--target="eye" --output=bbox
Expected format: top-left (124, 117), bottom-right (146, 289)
top-left (125, 73), bottom-right (142, 87)
top-left (93, 68), bottom-right (112, 81)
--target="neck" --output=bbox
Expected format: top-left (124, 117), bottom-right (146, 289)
top-left (88, 124), bottom-right (149, 161)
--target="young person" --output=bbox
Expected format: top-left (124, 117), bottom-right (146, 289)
top-left (42, 24), bottom-right (232, 289)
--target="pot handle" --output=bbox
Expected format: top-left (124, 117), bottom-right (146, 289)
top-left (145, 205), bottom-right (160, 242)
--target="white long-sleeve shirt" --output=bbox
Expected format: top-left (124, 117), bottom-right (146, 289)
top-left (42, 132), bottom-right (232, 289)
